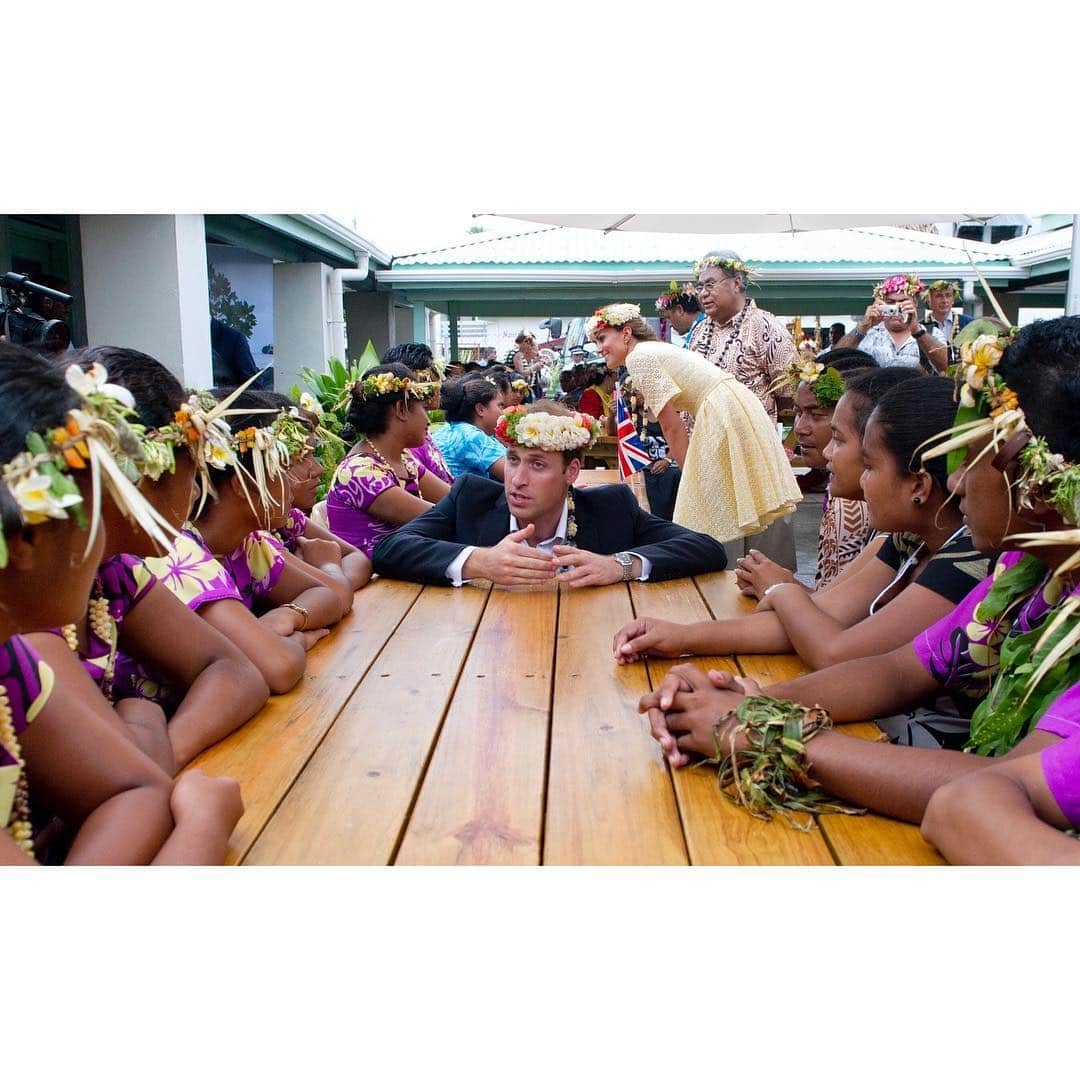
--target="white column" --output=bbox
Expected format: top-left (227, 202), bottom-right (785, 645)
top-left (1066, 215), bottom-right (1080, 316)
top-left (272, 262), bottom-right (334, 393)
top-left (79, 214), bottom-right (212, 387)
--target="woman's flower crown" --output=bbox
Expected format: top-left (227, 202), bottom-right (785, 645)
top-left (923, 321), bottom-right (1080, 527)
top-left (511, 378), bottom-right (530, 393)
top-left (691, 255), bottom-right (754, 282)
top-left (229, 409), bottom-right (317, 525)
top-left (351, 372), bottom-right (438, 402)
top-left (873, 273), bottom-right (925, 302)
top-left (0, 364), bottom-right (176, 569)
top-left (494, 406), bottom-right (601, 452)
top-left (770, 358), bottom-right (847, 408)
top-left (655, 281), bottom-right (694, 312)
top-left (586, 303), bottom-right (641, 342)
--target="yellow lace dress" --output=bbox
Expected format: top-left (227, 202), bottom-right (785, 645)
top-left (626, 341), bottom-right (802, 542)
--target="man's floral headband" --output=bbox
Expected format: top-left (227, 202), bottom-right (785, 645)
top-left (655, 281), bottom-right (695, 312)
top-left (0, 363), bottom-right (176, 569)
top-left (494, 406), bottom-right (601, 452)
top-left (691, 255), bottom-right (754, 282)
top-left (873, 273), bottom-right (925, 301)
top-left (586, 303), bottom-right (641, 342)
top-left (770, 359), bottom-right (847, 409)
top-left (926, 280), bottom-right (962, 296)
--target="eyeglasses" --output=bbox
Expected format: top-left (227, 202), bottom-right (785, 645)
top-left (692, 279), bottom-right (729, 294)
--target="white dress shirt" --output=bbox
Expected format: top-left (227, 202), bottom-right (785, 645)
top-left (445, 497), bottom-right (652, 586)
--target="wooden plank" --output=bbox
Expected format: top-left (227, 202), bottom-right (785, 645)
top-left (629, 579), bottom-right (833, 865)
top-left (394, 585), bottom-right (559, 865)
top-left (544, 583), bottom-right (687, 865)
top-left (244, 585), bottom-right (489, 865)
top-left (816, 722), bottom-right (946, 866)
top-left (186, 579), bottom-right (422, 864)
top-left (695, 570), bottom-right (758, 622)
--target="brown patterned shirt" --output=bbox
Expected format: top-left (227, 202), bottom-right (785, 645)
top-left (687, 299), bottom-right (795, 420)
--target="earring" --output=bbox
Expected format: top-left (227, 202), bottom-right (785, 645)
top-left (912, 496), bottom-right (922, 505)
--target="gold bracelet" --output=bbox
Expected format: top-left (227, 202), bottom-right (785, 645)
top-left (284, 602), bottom-right (310, 631)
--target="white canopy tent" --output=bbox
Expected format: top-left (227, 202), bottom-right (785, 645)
top-left (478, 212), bottom-right (1080, 316)
top-left (476, 213), bottom-right (989, 234)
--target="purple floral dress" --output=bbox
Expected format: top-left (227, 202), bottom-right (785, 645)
top-left (0, 635), bottom-right (53, 837)
top-left (46, 554), bottom-right (158, 704)
top-left (143, 525), bottom-right (244, 612)
top-left (222, 530), bottom-right (289, 610)
top-left (326, 450), bottom-right (429, 557)
top-left (275, 508), bottom-right (309, 553)
top-left (411, 434), bottom-right (453, 484)
top-left (913, 550), bottom-right (1080, 710)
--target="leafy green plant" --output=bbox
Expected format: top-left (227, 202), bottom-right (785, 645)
top-left (289, 341), bottom-right (382, 498)
top-left (208, 264), bottom-right (257, 338)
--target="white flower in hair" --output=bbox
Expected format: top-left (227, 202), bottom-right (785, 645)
top-left (12, 472), bottom-right (83, 524)
top-left (298, 392), bottom-right (324, 419)
top-left (65, 362), bottom-right (136, 410)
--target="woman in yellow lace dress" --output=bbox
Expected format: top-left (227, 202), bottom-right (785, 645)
top-left (588, 303), bottom-right (801, 550)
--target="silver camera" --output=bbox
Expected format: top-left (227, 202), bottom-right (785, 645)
top-left (879, 303), bottom-right (902, 318)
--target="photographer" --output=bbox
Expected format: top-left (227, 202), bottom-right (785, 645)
top-left (839, 273), bottom-right (948, 373)
top-left (0, 271), bottom-right (73, 354)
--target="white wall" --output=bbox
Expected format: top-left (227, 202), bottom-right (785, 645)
top-left (206, 242), bottom-right (275, 365)
top-left (80, 214), bottom-right (212, 387)
top-left (272, 261), bottom-right (334, 394)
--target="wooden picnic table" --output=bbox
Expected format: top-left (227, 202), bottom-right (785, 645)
top-left (189, 471), bottom-right (944, 866)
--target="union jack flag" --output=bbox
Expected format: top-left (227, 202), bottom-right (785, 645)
top-left (615, 388), bottom-right (652, 481)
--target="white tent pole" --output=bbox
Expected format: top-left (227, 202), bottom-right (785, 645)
top-left (1066, 215), bottom-right (1080, 315)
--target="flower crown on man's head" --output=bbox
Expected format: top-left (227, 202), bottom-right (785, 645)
top-left (926, 279), bottom-right (962, 297)
top-left (586, 303), bottom-right (641, 342)
top-left (770, 359), bottom-right (847, 408)
top-left (655, 281), bottom-right (695, 313)
top-left (873, 273), bottom-right (926, 302)
top-left (0, 363), bottom-right (177, 569)
top-left (494, 406), bottom-right (601, 452)
top-left (691, 255), bottom-right (755, 282)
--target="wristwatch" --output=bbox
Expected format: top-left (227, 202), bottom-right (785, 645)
top-left (912, 327), bottom-right (927, 339)
top-left (613, 551), bottom-right (635, 581)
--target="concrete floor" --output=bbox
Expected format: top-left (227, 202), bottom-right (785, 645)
top-left (793, 492), bottom-right (824, 587)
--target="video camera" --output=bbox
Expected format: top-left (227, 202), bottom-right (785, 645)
top-left (0, 271), bottom-right (73, 352)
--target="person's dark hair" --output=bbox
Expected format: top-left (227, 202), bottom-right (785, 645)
top-left (867, 377), bottom-right (959, 492)
top-left (515, 330), bottom-right (536, 346)
top-left (841, 367), bottom-right (924, 435)
top-left (70, 345), bottom-right (184, 429)
top-left (673, 291), bottom-right (702, 314)
top-left (830, 322), bottom-right (846, 335)
top-left (383, 342), bottom-right (434, 372)
top-left (441, 373), bottom-right (501, 425)
top-left (341, 362), bottom-right (417, 441)
top-left (469, 368), bottom-right (512, 395)
top-left (0, 342), bottom-right (80, 536)
top-left (825, 348), bottom-right (879, 375)
top-left (997, 316), bottom-right (1080, 461)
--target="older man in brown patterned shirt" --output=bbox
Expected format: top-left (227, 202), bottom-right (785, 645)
top-left (686, 249), bottom-right (798, 570)
top-left (687, 250), bottom-right (794, 421)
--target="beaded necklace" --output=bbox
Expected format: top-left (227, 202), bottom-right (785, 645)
top-left (0, 684), bottom-right (33, 858)
top-left (695, 299), bottom-right (751, 373)
top-left (62, 581), bottom-right (119, 702)
top-left (362, 439), bottom-right (419, 487)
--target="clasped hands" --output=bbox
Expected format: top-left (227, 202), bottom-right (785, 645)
top-left (635, 662), bottom-right (762, 767)
top-left (462, 523), bottom-right (636, 588)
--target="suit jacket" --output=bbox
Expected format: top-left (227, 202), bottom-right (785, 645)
top-left (371, 475), bottom-right (728, 586)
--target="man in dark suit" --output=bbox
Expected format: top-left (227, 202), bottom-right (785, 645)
top-left (372, 402), bottom-right (727, 588)
top-left (924, 281), bottom-right (973, 364)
